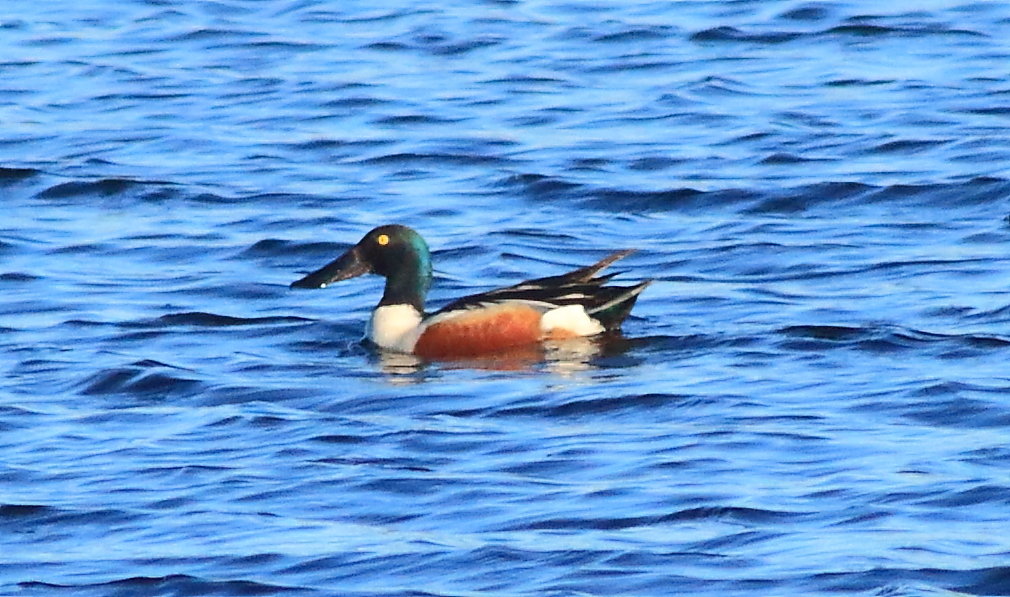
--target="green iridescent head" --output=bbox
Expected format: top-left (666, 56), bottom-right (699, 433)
top-left (291, 224), bottom-right (433, 311)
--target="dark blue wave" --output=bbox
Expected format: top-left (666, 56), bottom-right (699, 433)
top-left (5, 1), bottom-right (1010, 596)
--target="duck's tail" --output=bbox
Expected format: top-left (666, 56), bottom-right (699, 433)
top-left (587, 279), bottom-right (652, 331)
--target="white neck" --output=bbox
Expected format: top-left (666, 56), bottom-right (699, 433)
top-left (367, 304), bottom-right (423, 352)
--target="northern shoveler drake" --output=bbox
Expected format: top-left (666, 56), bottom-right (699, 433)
top-left (290, 225), bottom-right (651, 360)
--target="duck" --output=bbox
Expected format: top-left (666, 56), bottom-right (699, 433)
top-left (290, 225), bottom-right (650, 359)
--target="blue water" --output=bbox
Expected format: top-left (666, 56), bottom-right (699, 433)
top-left (4, 1), bottom-right (1010, 595)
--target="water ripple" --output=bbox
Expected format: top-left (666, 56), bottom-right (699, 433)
top-left (5, 0), bottom-right (1010, 596)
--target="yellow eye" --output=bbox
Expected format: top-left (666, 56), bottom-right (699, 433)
top-left (376, 234), bottom-right (390, 246)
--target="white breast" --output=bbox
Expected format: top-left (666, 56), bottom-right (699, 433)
top-left (367, 304), bottom-right (423, 352)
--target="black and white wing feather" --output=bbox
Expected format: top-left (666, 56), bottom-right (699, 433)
top-left (432, 250), bottom-right (651, 330)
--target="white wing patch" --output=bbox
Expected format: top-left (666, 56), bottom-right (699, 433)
top-left (427, 299), bottom-right (554, 325)
top-left (539, 304), bottom-right (605, 337)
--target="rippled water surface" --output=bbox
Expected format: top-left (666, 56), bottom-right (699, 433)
top-left (4, 1), bottom-right (1010, 595)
